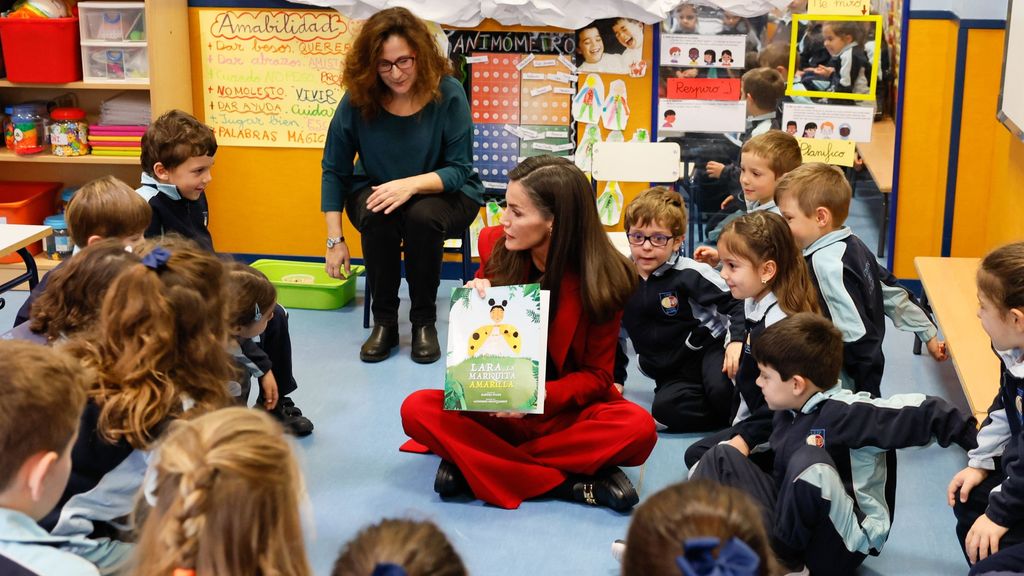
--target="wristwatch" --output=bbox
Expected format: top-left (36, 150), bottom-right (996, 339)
top-left (326, 236), bottom-right (344, 249)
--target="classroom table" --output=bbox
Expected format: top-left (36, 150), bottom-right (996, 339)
top-left (0, 224), bottom-right (50, 308)
top-left (856, 119), bottom-right (895, 257)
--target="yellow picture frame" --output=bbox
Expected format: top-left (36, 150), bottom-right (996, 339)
top-left (786, 13), bottom-right (882, 102)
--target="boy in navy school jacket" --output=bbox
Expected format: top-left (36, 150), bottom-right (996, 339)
top-left (775, 163), bottom-right (947, 397)
top-left (692, 313), bottom-right (977, 575)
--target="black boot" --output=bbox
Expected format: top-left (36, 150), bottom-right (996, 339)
top-left (360, 324), bottom-right (398, 363)
top-left (568, 467), bottom-right (639, 512)
top-left (434, 460), bottom-right (470, 497)
top-left (411, 324), bottom-right (441, 364)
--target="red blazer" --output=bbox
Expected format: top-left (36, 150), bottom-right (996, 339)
top-left (477, 226), bottom-right (622, 416)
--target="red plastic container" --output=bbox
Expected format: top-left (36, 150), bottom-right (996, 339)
top-left (0, 17), bottom-right (81, 83)
top-left (0, 181), bottom-right (62, 263)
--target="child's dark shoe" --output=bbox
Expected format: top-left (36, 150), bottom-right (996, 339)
top-left (268, 398), bottom-right (313, 436)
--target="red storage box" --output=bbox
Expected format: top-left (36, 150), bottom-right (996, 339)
top-left (0, 17), bottom-right (81, 83)
top-left (0, 181), bottom-right (61, 263)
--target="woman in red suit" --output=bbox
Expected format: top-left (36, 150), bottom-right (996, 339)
top-left (400, 155), bottom-right (658, 511)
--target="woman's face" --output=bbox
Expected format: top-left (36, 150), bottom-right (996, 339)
top-left (378, 35), bottom-right (417, 96)
top-left (501, 180), bottom-right (553, 253)
top-left (578, 27), bottom-right (604, 64)
top-left (613, 19), bottom-right (642, 50)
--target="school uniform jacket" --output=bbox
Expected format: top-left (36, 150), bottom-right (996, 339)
top-left (0, 509), bottom-right (100, 576)
top-left (618, 252), bottom-right (744, 385)
top-left (829, 42), bottom-right (871, 96)
top-left (731, 293), bottom-right (788, 450)
top-left (803, 228), bottom-right (936, 396)
top-left (967, 349), bottom-right (1024, 528)
top-left (137, 173), bottom-right (214, 252)
top-left (771, 387), bottom-right (978, 554)
top-left (476, 226), bottom-right (622, 416)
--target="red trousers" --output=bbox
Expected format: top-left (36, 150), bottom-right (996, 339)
top-left (400, 389), bottom-right (658, 509)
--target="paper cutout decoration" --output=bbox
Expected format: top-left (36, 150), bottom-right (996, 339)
top-left (797, 138), bottom-right (857, 167)
top-left (597, 181), bottom-right (624, 226)
top-left (606, 130), bottom-right (625, 143)
top-left (472, 124), bottom-right (520, 189)
top-left (485, 199), bottom-right (505, 227)
top-left (601, 79), bottom-right (631, 131)
top-left (630, 128), bottom-right (649, 143)
top-left (469, 209), bottom-right (486, 257)
top-left (572, 74), bottom-right (605, 124)
top-left (470, 53), bottom-right (521, 124)
top-left (574, 123), bottom-right (602, 173)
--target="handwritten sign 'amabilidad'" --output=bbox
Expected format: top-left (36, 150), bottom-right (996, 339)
top-left (666, 78), bottom-right (741, 101)
top-left (798, 138), bottom-right (856, 167)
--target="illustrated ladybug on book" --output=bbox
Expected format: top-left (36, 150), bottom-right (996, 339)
top-left (467, 299), bottom-right (522, 357)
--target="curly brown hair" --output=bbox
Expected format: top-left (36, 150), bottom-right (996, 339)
top-left (342, 7), bottom-right (451, 119)
top-left (141, 110), bottom-right (217, 176)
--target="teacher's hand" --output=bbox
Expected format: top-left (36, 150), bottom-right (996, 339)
top-left (465, 278), bottom-right (492, 298)
top-left (367, 178), bottom-right (417, 214)
top-left (325, 242), bottom-right (351, 279)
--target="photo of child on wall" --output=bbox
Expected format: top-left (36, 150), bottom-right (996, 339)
top-left (576, 18), bottom-right (648, 77)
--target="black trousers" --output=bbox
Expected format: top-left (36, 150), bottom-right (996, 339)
top-left (346, 187), bottom-right (480, 326)
top-left (257, 303), bottom-right (298, 399)
top-left (684, 424), bottom-right (775, 471)
top-left (953, 468), bottom-right (1024, 572)
top-left (692, 444), bottom-right (870, 575)
top-left (652, 344), bottom-right (732, 432)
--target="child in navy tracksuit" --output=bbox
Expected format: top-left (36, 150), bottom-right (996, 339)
top-left (137, 110), bottom-right (312, 435)
top-left (693, 313), bottom-right (978, 575)
top-left (775, 163), bottom-right (947, 397)
top-left (949, 242), bottom-right (1024, 574)
top-left (616, 188), bottom-right (744, 432)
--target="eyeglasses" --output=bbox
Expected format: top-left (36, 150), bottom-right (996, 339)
top-left (377, 56), bottom-right (416, 73)
top-left (626, 232), bottom-right (676, 247)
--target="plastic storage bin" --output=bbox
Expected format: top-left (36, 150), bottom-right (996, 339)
top-left (78, 2), bottom-right (145, 42)
top-left (251, 260), bottom-right (364, 310)
top-left (0, 17), bottom-right (82, 83)
top-left (78, 2), bottom-right (148, 83)
top-left (81, 45), bottom-right (148, 81)
top-left (0, 181), bottom-right (62, 263)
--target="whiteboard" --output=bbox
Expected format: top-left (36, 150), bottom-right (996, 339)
top-left (999, 0), bottom-right (1024, 140)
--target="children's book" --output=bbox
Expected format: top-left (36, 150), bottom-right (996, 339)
top-left (444, 283), bottom-right (549, 413)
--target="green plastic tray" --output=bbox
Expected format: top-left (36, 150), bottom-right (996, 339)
top-left (251, 259), bottom-right (364, 310)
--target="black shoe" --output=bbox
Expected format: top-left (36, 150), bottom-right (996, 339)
top-left (433, 460), bottom-right (469, 497)
top-left (411, 324), bottom-right (441, 364)
top-left (570, 467), bottom-right (638, 512)
top-left (267, 402), bottom-right (314, 437)
top-left (360, 324), bottom-right (398, 363)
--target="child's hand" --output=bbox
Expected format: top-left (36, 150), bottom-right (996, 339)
top-left (965, 513), bottom-right (1008, 564)
top-left (926, 337), bottom-right (949, 362)
top-left (492, 412), bottom-right (527, 419)
top-left (723, 341), bottom-right (742, 379)
top-left (948, 466), bottom-right (989, 507)
top-left (725, 435), bottom-right (750, 456)
top-left (814, 65), bottom-right (834, 77)
top-left (693, 246), bottom-right (720, 267)
top-left (706, 161), bottom-right (725, 179)
top-left (613, 383), bottom-right (624, 394)
top-left (464, 278), bottom-right (492, 298)
top-left (720, 195), bottom-right (737, 210)
top-left (259, 370), bottom-right (280, 410)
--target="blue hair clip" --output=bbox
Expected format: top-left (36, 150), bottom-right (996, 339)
top-left (370, 564), bottom-right (407, 576)
top-left (141, 246), bottom-right (171, 270)
top-left (254, 302), bottom-right (262, 322)
top-left (676, 537), bottom-right (760, 576)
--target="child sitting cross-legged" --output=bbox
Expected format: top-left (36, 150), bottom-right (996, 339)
top-left (691, 312), bottom-right (978, 575)
top-left (616, 187), bottom-right (745, 432)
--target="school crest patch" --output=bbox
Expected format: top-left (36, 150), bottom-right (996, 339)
top-left (659, 291), bottom-right (679, 316)
top-left (806, 428), bottom-right (826, 448)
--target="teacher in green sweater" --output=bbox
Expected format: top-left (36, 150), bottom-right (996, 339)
top-left (321, 7), bottom-right (483, 364)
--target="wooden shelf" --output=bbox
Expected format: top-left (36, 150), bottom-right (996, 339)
top-left (0, 80), bottom-right (150, 90)
top-left (0, 149), bottom-right (139, 165)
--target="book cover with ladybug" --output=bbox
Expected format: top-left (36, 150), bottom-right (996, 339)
top-left (444, 283), bottom-right (549, 413)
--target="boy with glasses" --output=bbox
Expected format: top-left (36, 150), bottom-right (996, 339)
top-left (616, 187), bottom-right (746, 431)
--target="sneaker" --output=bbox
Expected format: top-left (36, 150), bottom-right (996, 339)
top-left (611, 539), bottom-right (626, 563)
top-left (267, 399), bottom-right (314, 437)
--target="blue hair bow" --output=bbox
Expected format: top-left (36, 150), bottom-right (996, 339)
top-left (141, 246), bottom-right (171, 270)
top-left (676, 537), bottom-right (760, 576)
top-left (370, 564), bottom-right (407, 576)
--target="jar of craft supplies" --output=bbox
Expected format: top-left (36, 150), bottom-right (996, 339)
top-left (49, 107), bottom-right (89, 156)
top-left (0, 107), bottom-right (10, 149)
top-left (10, 103), bottom-right (46, 155)
top-left (42, 214), bottom-right (73, 260)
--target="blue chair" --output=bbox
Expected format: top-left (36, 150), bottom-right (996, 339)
top-left (362, 227), bottom-right (475, 329)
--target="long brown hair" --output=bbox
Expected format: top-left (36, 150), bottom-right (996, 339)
top-left (63, 238), bottom-right (234, 449)
top-left (718, 211), bottom-right (819, 316)
top-left (29, 239), bottom-right (141, 342)
top-left (332, 518), bottom-right (466, 576)
top-left (342, 7), bottom-right (451, 119)
top-left (623, 479), bottom-right (780, 576)
top-left (978, 241), bottom-right (1024, 315)
top-left (485, 155), bottom-right (637, 323)
top-left (132, 408), bottom-right (311, 576)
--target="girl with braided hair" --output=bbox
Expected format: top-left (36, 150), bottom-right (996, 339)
top-left (40, 239), bottom-right (236, 571)
top-left (132, 408), bottom-right (310, 576)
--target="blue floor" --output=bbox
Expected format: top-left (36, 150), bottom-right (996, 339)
top-left (0, 191), bottom-right (973, 575)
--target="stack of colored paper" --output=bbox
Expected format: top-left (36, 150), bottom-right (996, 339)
top-left (88, 125), bottom-right (146, 157)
